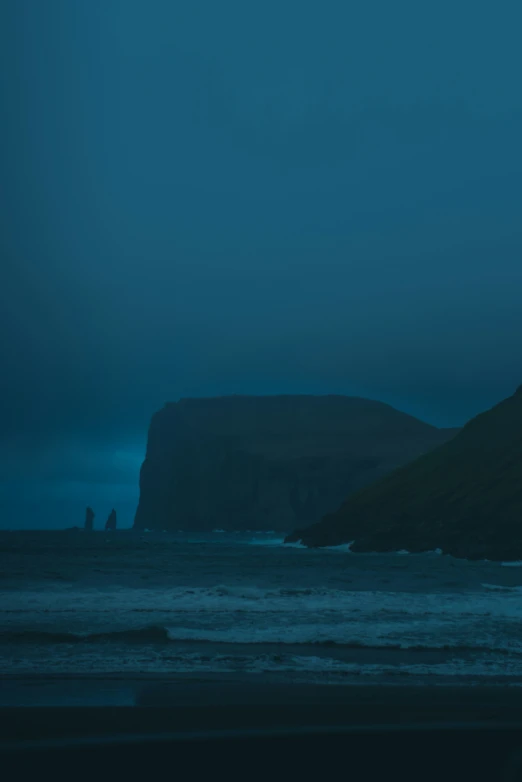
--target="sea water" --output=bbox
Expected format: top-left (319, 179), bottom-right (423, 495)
top-left (2, 530), bottom-right (522, 684)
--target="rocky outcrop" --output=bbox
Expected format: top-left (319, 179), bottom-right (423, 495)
top-left (134, 395), bottom-right (457, 532)
top-left (286, 386), bottom-right (522, 560)
top-left (105, 509), bottom-right (117, 531)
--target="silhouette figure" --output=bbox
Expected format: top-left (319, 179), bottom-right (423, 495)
top-left (85, 506), bottom-right (95, 532)
top-left (105, 508), bottom-right (117, 531)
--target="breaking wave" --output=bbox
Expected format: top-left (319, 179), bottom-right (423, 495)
top-left (2, 624), bottom-right (522, 657)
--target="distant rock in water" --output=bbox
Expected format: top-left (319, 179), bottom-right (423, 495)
top-left (105, 509), bottom-right (117, 531)
top-left (134, 395), bottom-right (457, 532)
top-left (286, 386), bottom-right (522, 560)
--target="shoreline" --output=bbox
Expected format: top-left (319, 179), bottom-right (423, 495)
top-left (3, 671), bottom-right (522, 704)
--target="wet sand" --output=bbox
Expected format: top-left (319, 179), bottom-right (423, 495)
top-left (3, 674), bottom-right (522, 744)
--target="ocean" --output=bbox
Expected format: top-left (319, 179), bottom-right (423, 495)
top-left (2, 529), bottom-right (522, 685)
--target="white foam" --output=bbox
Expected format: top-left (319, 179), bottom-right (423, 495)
top-left (481, 583), bottom-right (522, 592)
top-left (323, 541), bottom-right (355, 552)
top-left (246, 536), bottom-right (286, 547)
top-left (4, 581), bottom-right (522, 657)
top-left (2, 646), bottom-right (520, 678)
top-left (5, 583), bottom-right (522, 617)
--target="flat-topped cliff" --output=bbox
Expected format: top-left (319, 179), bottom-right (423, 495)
top-left (134, 395), bottom-right (457, 532)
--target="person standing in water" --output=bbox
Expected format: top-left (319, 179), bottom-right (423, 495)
top-left (105, 509), bottom-right (117, 531)
top-left (85, 506), bottom-right (95, 531)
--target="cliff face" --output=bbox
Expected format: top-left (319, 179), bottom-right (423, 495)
top-left (286, 387), bottom-right (522, 560)
top-left (134, 395), bottom-right (457, 532)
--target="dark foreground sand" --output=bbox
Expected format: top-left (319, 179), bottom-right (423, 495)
top-left (3, 674), bottom-right (522, 744)
top-left (5, 679), bottom-right (522, 782)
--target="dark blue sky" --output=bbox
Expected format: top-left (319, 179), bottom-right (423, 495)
top-left (1, 1), bottom-right (521, 527)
